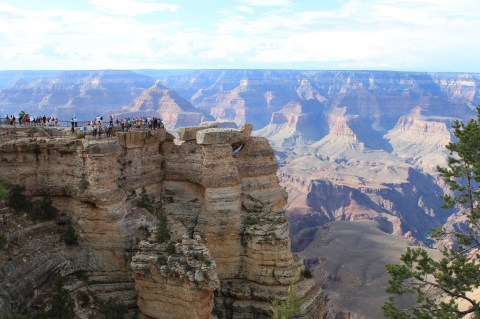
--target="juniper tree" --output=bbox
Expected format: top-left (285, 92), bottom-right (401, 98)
top-left (383, 107), bottom-right (480, 318)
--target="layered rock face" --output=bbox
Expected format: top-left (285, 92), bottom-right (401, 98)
top-left (132, 126), bottom-right (324, 318)
top-left (0, 130), bottom-right (167, 316)
top-left (0, 126), bottom-right (324, 318)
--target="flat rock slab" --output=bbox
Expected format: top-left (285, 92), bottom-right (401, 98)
top-left (196, 128), bottom-right (245, 145)
top-left (178, 125), bottom-right (217, 142)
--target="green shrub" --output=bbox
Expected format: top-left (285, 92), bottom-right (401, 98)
top-left (0, 232), bottom-right (6, 249)
top-left (132, 188), bottom-right (171, 244)
top-left (31, 197), bottom-right (58, 221)
top-left (166, 241), bottom-right (176, 255)
top-left (73, 270), bottom-right (88, 281)
top-left (135, 187), bottom-right (154, 209)
top-left (6, 185), bottom-right (32, 213)
top-left (63, 225), bottom-right (78, 246)
top-left (46, 277), bottom-right (75, 319)
top-left (0, 176), bottom-right (8, 200)
top-left (76, 290), bottom-right (90, 307)
top-left (76, 132), bottom-right (85, 139)
top-left (103, 297), bottom-right (128, 319)
top-left (271, 285), bottom-right (301, 319)
top-left (156, 210), bottom-right (171, 244)
top-left (78, 179), bottom-right (89, 191)
top-left (156, 255), bottom-right (168, 265)
top-left (302, 269), bottom-right (313, 279)
top-left (194, 253), bottom-right (206, 262)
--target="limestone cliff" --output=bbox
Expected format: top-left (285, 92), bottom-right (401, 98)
top-left (0, 126), bottom-right (325, 318)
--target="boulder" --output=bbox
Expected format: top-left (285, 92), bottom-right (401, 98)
top-left (240, 123), bottom-right (253, 140)
top-left (178, 125), bottom-right (217, 142)
top-left (196, 128), bottom-right (245, 145)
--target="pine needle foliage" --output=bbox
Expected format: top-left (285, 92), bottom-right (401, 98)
top-left (383, 107), bottom-right (480, 318)
top-left (272, 285), bottom-right (301, 319)
top-left (44, 277), bottom-right (75, 319)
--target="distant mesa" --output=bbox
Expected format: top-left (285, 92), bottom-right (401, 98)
top-left (116, 80), bottom-right (208, 129)
top-left (0, 70), bottom-right (155, 120)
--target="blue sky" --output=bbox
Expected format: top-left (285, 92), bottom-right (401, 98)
top-left (0, 0), bottom-right (479, 72)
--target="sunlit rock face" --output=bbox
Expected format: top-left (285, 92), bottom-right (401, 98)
top-left (0, 125), bottom-right (325, 319)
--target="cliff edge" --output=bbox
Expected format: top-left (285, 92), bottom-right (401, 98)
top-left (0, 126), bottom-right (325, 318)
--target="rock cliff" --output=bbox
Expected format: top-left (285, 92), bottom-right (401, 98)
top-left (0, 126), bottom-right (325, 318)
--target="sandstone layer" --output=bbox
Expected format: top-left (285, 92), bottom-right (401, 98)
top-left (0, 126), bottom-right (324, 319)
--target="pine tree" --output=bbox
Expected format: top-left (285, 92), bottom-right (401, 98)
top-left (383, 107), bottom-right (480, 318)
top-left (272, 285), bottom-right (301, 319)
top-left (46, 277), bottom-right (75, 319)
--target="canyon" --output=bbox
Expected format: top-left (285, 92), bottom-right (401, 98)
top-left (1, 69), bottom-right (480, 318)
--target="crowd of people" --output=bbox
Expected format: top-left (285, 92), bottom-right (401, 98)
top-left (4, 114), bottom-right (60, 126)
top-left (77, 115), bottom-right (165, 140)
top-left (1, 114), bottom-right (166, 141)
top-left (3, 114), bottom-right (165, 131)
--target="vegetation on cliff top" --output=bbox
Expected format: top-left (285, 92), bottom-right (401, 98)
top-left (383, 107), bottom-right (480, 318)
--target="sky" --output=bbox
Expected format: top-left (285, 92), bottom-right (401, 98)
top-left (0, 0), bottom-right (479, 72)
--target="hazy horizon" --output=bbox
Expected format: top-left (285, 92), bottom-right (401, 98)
top-left (1, 68), bottom-right (479, 74)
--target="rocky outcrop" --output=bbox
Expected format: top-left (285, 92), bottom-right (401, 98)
top-left (178, 124), bottom-right (218, 141)
top-left (0, 126), bottom-right (325, 318)
top-left (385, 109), bottom-right (452, 172)
top-left (159, 128), bottom-right (324, 318)
top-left (131, 236), bottom-right (219, 319)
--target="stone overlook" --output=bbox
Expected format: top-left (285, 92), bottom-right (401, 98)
top-left (0, 125), bottom-right (325, 318)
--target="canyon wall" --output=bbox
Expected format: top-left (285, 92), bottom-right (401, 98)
top-left (0, 127), bottom-right (325, 318)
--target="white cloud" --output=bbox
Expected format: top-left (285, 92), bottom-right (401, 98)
top-left (88, 0), bottom-right (180, 16)
top-left (235, 5), bottom-right (254, 14)
top-left (241, 0), bottom-right (290, 7)
top-left (0, 0), bottom-right (479, 71)
top-left (210, 0), bottom-right (480, 71)
top-left (0, 3), bottom-right (187, 69)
